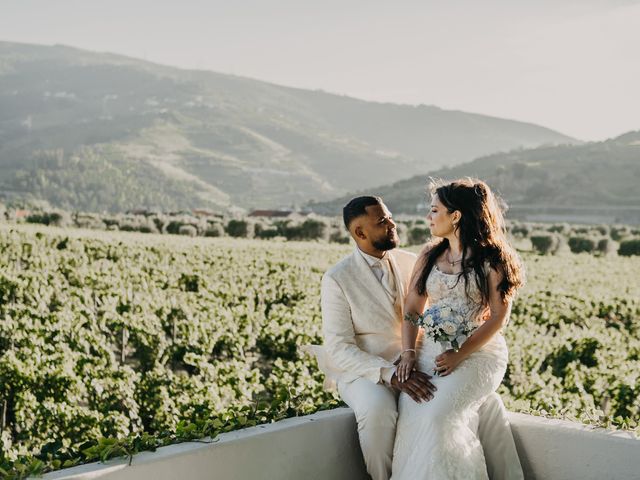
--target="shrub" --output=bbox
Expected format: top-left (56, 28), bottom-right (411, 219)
top-left (165, 220), bottom-right (184, 235)
top-left (102, 218), bottom-right (119, 228)
top-left (568, 236), bottom-right (597, 254)
top-left (73, 213), bottom-right (102, 230)
top-left (594, 225), bottom-right (610, 236)
top-left (281, 223), bottom-right (302, 240)
top-left (510, 223), bottom-right (531, 237)
top-left (118, 219), bottom-right (158, 234)
top-left (25, 213), bottom-right (47, 225)
top-left (547, 223), bottom-right (570, 235)
top-left (138, 221), bottom-right (159, 234)
top-left (253, 222), bottom-right (266, 237)
top-left (204, 223), bottom-right (225, 237)
top-left (530, 232), bottom-right (567, 255)
top-left (271, 220), bottom-right (290, 237)
top-left (329, 229), bottom-right (350, 244)
top-left (226, 219), bottom-right (249, 238)
top-left (530, 233), bottom-right (557, 255)
top-left (119, 222), bottom-right (138, 232)
top-left (619, 239), bottom-right (640, 256)
top-left (152, 216), bottom-right (166, 232)
top-left (25, 211), bottom-right (71, 227)
top-left (279, 219), bottom-right (328, 241)
top-left (257, 228), bottom-right (280, 239)
top-left (611, 226), bottom-right (631, 241)
top-left (395, 223), bottom-right (407, 247)
top-left (408, 227), bottom-right (430, 246)
top-left (49, 211), bottom-right (71, 227)
top-left (597, 238), bottom-right (619, 256)
top-left (178, 225), bottom-right (197, 237)
top-left (298, 219), bottom-right (327, 241)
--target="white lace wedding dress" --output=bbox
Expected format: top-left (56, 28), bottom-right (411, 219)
top-left (391, 265), bottom-right (509, 480)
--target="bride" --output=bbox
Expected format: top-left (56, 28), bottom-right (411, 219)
top-left (392, 179), bottom-right (525, 479)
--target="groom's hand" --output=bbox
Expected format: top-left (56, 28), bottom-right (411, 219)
top-left (390, 370), bottom-right (436, 403)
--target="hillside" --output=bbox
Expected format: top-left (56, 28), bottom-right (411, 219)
top-left (308, 131), bottom-right (640, 223)
top-left (0, 41), bottom-right (575, 213)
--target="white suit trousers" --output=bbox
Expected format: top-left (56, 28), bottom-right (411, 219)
top-left (339, 378), bottom-right (399, 480)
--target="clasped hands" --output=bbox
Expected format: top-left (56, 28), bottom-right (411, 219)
top-left (391, 350), bottom-right (436, 403)
top-left (392, 348), bottom-right (464, 402)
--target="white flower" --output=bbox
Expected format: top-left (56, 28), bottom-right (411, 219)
top-left (442, 321), bottom-right (457, 335)
top-left (456, 334), bottom-right (468, 347)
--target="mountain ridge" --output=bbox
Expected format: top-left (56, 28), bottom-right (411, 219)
top-left (0, 41), bottom-right (577, 213)
top-left (307, 130), bottom-right (640, 223)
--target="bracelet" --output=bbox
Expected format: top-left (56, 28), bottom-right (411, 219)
top-left (401, 348), bottom-right (416, 355)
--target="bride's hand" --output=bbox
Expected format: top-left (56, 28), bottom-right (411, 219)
top-left (435, 350), bottom-right (463, 376)
top-left (397, 350), bottom-right (416, 382)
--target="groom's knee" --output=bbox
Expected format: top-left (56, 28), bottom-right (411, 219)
top-left (339, 378), bottom-right (398, 431)
top-left (355, 394), bottom-right (398, 430)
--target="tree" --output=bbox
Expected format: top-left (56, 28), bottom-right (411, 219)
top-left (407, 226), bottom-right (430, 246)
top-left (226, 219), bottom-right (249, 238)
top-left (619, 239), bottom-right (640, 256)
top-left (568, 236), bottom-right (597, 254)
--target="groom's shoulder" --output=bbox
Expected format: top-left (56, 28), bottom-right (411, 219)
top-left (392, 248), bottom-right (418, 263)
top-left (391, 248), bottom-right (418, 274)
top-left (393, 248), bottom-right (417, 259)
top-left (323, 251), bottom-right (356, 281)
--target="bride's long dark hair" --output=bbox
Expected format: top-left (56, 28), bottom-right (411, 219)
top-left (414, 178), bottom-right (524, 306)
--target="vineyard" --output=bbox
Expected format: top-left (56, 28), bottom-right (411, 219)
top-left (0, 223), bottom-right (639, 478)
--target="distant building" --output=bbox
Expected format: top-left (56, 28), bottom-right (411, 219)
top-left (248, 209), bottom-right (292, 218)
top-left (192, 209), bottom-right (223, 218)
top-left (248, 210), bottom-right (310, 220)
top-left (14, 209), bottom-right (31, 219)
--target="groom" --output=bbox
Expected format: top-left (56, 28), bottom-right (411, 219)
top-left (316, 196), bottom-right (523, 480)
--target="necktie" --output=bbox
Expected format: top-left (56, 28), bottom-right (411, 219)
top-left (380, 257), bottom-right (397, 301)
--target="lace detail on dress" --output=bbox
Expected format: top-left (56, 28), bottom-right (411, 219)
top-left (427, 265), bottom-right (487, 326)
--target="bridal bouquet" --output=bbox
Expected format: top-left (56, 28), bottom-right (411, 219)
top-left (412, 303), bottom-right (478, 351)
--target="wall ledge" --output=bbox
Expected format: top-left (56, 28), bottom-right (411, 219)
top-left (42, 408), bottom-right (640, 480)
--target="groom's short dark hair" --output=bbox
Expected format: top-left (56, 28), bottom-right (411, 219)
top-left (343, 196), bottom-right (383, 229)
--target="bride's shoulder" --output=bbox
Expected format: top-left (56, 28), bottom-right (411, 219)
top-left (478, 256), bottom-right (507, 285)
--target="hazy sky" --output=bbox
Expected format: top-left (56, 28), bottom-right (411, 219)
top-left (2, 0), bottom-right (639, 141)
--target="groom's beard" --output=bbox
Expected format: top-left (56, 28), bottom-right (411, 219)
top-left (372, 233), bottom-right (398, 251)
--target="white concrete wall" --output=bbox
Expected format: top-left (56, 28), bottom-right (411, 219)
top-left (508, 412), bottom-right (640, 480)
top-left (42, 409), bottom-right (367, 480)
top-left (41, 409), bottom-right (640, 480)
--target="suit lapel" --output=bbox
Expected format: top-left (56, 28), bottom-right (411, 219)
top-left (350, 248), bottom-right (397, 320)
top-left (387, 251), bottom-right (405, 299)
top-left (387, 251), bottom-right (406, 318)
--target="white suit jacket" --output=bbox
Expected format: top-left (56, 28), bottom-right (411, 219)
top-left (311, 247), bottom-right (417, 390)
